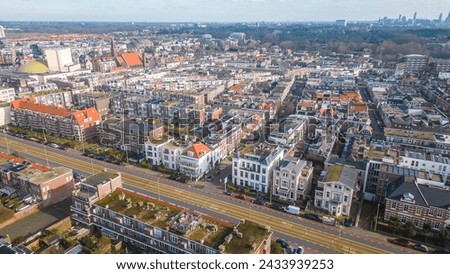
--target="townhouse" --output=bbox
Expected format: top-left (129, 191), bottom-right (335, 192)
top-left (272, 157), bottom-right (314, 203)
top-left (232, 144), bottom-right (284, 194)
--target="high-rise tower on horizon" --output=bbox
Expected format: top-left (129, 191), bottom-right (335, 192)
top-left (0, 25), bottom-right (5, 39)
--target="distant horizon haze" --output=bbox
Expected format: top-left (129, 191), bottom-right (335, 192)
top-left (2, 0), bottom-right (448, 23)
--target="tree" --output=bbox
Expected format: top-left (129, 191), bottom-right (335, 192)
top-left (438, 229), bottom-right (450, 247)
top-left (404, 221), bottom-right (417, 238)
top-left (388, 217), bottom-right (402, 235)
top-left (422, 223), bottom-right (431, 242)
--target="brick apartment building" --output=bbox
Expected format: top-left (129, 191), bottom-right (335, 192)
top-left (11, 97), bottom-right (101, 141)
top-left (384, 176), bottom-right (450, 230)
top-left (71, 171), bottom-right (272, 254)
top-left (0, 152), bottom-right (74, 207)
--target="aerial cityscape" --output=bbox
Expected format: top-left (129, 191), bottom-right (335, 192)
top-left (0, 3), bottom-right (450, 255)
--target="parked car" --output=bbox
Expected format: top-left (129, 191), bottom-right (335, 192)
top-left (223, 190), bottom-right (232, 196)
top-left (302, 213), bottom-right (321, 222)
top-left (412, 244), bottom-right (428, 253)
top-left (219, 165), bottom-right (227, 171)
top-left (96, 155), bottom-right (107, 161)
top-left (389, 238), bottom-right (411, 247)
top-left (270, 204), bottom-right (284, 211)
top-left (292, 246), bottom-right (304, 254)
top-left (344, 217), bottom-right (354, 227)
top-left (213, 170), bottom-right (221, 176)
top-left (276, 239), bottom-right (289, 249)
top-left (206, 175), bottom-right (213, 181)
top-left (433, 249), bottom-right (450, 254)
top-left (169, 174), bottom-right (177, 180)
top-left (253, 198), bottom-right (265, 205)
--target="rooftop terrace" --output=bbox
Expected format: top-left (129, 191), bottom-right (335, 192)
top-left (95, 190), bottom-right (270, 252)
top-left (384, 128), bottom-right (436, 142)
top-left (222, 220), bottom-right (271, 254)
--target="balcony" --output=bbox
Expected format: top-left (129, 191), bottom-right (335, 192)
top-left (71, 213), bottom-right (91, 225)
top-left (70, 205), bottom-right (91, 215)
top-left (330, 198), bottom-right (342, 205)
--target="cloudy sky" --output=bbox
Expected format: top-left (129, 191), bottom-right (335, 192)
top-left (3, 0), bottom-right (448, 22)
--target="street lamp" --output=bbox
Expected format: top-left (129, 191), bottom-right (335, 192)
top-left (374, 200), bottom-right (381, 232)
top-left (41, 119), bottom-right (50, 167)
top-left (157, 175), bottom-right (161, 201)
top-left (3, 127), bottom-right (10, 154)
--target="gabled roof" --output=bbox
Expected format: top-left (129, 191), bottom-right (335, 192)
top-left (386, 177), bottom-right (450, 209)
top-left (13, 98), bottom-right (71, 117)
top-left (12, 98), bottom-right (101, 126)
top-left (184, 142), bottom-right (211, 159)
top-left (121, 52), bottom-right (143, 67)
top-left (72, 107), bottom-right (101, 127)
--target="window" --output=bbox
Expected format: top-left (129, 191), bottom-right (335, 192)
top-left (324, 201), bottom-right (329, 209)
top-left (391, 202), bottom-right (397, 209)
top-left (154, 229), bottom-right (162, 238)
top-left (437, 210), bottom-right (443, 218)
top-left (434, 223), bottom-right (440, 229)
top-left (428, 208), bottom-right (434, 216)
top-left (413, 219), bottom-right (419, 226)
top-left (342, 206), bottom-right (347, 213)
top-left (400, 216), bottom-right (407, 223)
top-left (169, 234), bottom-right (178, 244)
top-left (415, 208), bottom-right (421, 215)
top-left (344, 196), bottom-right (348, 202)
top-left (403, 205), bottom-right (409, 212)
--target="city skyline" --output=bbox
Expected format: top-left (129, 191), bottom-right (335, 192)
top-left (2, 0), bottom-right (449, 22)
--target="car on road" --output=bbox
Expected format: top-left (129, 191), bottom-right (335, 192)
top-left (205, 175), bottom-right (213, 181)
top-left (412, 244), bottom-right (428, 253)
top-left (219, 165), bottom-right (227, 171)
top-left (213, 170), bottom-right (220, 176)
top-left (302, 213), bottom-right (321, 222)
top-left (276, 239), bottom-right (289, 249)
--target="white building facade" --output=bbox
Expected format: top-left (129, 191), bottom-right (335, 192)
top-left (273, 157), bottom-right (313, 203)
top-left (232, 146), bottom-right (284, 194)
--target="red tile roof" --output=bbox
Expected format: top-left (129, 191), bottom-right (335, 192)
top-left (13, 98), bottom-right (71, 117)
top-left (121, 52), bottom-right (143, 67)
top-left (185, 142), bottom-right (211, 158)
top-left (72, 107), bottom-right (102, 127)
top-left (12, 99), bottom-right (101, 126)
